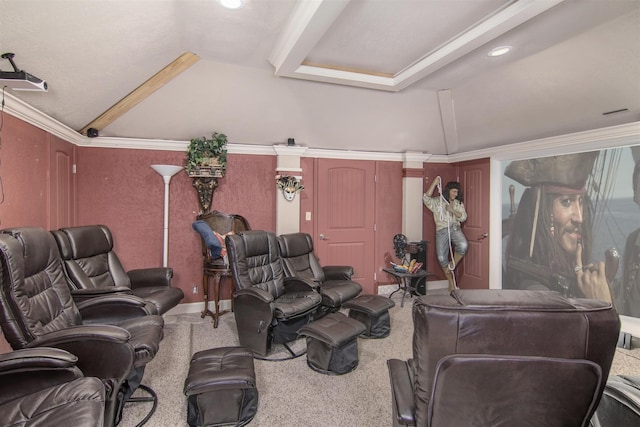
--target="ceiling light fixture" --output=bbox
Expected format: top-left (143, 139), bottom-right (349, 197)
top-left (218, 0), bottom-right (244, 9)
top-left (488, 46), bottom-right (512, 57)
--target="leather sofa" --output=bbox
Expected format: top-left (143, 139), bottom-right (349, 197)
top-left (0, 226), bottom-right (165, 426)
top-left (277, 232), bottom-right (362, 312)
top-left (591, 375), bottom-right (640, 426)
top-left (226, 230), bottom-right (323, 356)
top-left (387, 289), bottom-right (620, 427)
top-left (0, 347), bottom-right (106, 426)
top-left (52, 224), bottom-right (184, 315)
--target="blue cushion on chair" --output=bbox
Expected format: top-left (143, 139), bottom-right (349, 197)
top-left (192, 220), bottom-right (223, 259)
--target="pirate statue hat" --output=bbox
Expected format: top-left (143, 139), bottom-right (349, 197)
top-left (505, 151), bottom-right (599, 257)
top-left (505, 151), bottom-right (598, 190)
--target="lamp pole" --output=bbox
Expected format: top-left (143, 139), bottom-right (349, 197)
top-left (151, 165), bottom-right (183, 267)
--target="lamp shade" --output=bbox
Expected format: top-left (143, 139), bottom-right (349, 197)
top-left (151, 164), bottom-right (183, 179)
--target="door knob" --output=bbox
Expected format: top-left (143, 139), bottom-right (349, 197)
top-left (319, 233), bottom-right (327, 240)
top-left (478, 233), bottom-right (488, 240)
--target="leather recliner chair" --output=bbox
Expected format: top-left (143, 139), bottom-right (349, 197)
top-left (387, 289), bottom-right (620, 427)
top-left (0, 347), bottom-right (106, 426)
top-left (277, 232), bottom-right (362, 313)
top-left (590, 375), bottom-right (640, 426)
top-left (0, 227), bottom-right (165, 426)
top-left (226, 230), bottom-right (323, 356)
top-left (51, 224), bottom-right (184, 315)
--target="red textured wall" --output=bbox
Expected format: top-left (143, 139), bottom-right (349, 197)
top-left (76, 147), bottom-right (277, 303)
top-left (0, 113), bottom-right (277, 353)
top-left (0, 114), bottom-right (50, 229)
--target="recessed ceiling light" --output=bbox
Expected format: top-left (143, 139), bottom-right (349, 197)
top-left (219, 0), bottom-right (244, 9)
top-left (488, 46), bottom-right (512, 57)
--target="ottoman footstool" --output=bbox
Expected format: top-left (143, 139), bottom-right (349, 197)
top-left (298, 312), bottom-right (366, 375)
top-left (342, 294), bottom-right (396, 338)
top-left (183, 347), bottom-right (258, 427)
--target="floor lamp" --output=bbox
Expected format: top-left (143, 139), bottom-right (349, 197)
top-left (151, 164), bottom-right (183, 267)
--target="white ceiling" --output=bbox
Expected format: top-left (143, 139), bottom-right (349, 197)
top-left (1, 0), bottom-right (638, 155)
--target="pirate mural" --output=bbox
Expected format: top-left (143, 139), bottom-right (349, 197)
top-left (617, 146), bottom-right (640, 317)
top-left (502, 151), bottom-right (612, 301)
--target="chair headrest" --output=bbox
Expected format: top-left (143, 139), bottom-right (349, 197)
top-left (277, 233), bottom-right (314, 258)
top-left (2, 227), bottom-right (55, 278)
top-left (57, 225), bottom-right (113, 259)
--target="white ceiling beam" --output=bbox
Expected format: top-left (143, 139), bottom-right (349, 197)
top-left (269, 0), bottom-right (351, 76)
top-left (270, 0), bottom-right (567, 92)
top-left (437, 89), bottom-right (459, 155)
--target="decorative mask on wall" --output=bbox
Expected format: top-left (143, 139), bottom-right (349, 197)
top-left (276, 175), bottom-right (304, 201)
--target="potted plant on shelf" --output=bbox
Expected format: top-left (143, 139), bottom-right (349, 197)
top-left (185, 132), bottom-right (228, 177)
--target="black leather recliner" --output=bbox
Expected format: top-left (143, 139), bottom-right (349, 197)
top-left (0, 227), bottom-right (165, 426)
top-left (387, 289), bottom-right (620, 427)
top-left (0, 347), bottom-right (106, 426)
top-left (590, 375), bottom-right (640, 426)
top-left (277, 232), bottom-right (362, 313)
top-left (226, 230), bottom-right (323, 357)
top-left (51, 224), bottom-right (184, 315)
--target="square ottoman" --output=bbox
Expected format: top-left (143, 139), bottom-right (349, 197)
top-left (298, 312), bottom-right (366, 375)
top-left (183, 346), bottom-right (258, 427)
top-left (342, 294), bottom-right (396, 338)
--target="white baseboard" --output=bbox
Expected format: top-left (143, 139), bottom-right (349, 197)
top-left (164, 300), bottom-right (233, 317)
top-left (166, 282), bottom-right (450, 318)
top-left (378, 280), bottom-right (448, 296)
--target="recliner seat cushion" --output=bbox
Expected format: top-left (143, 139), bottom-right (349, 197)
top-left (0, 377), bottom-right (106, 426)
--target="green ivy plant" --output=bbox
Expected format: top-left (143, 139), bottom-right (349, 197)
top-left (185, 132), bottom-right (228, 175)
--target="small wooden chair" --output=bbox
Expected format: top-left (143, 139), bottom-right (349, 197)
top-left (195, 210), bottom-right (250, 327)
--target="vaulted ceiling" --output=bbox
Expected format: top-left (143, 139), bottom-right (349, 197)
top-left (1, 0), bottom-right (638, 155)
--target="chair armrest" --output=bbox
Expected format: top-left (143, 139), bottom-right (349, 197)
top-left (70, 287), bottom-right (133, 303)
top-left (26, 325), bottom-right (135, 383)
top-left (77, 294), bottom-right (157, 322)
top-left (128, 267), bottom-right (173, 289)
top-left (0, 348), bottom-right (85, 404)
top-left (0, 347), bottom-right (79, 374)
top-left (234, 287), bottom-right (274, 304)
top-left (323, 266), bottom-right (354, 280)
top-left (283, 276), bottom-right (318, 292)
top-left (387, 359), bottom-right (416, 426)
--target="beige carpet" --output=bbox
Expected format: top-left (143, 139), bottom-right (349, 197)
top-left (120, 292), bottom-right (640, 427)
top-left (120, 293), bottom-right (414, 427)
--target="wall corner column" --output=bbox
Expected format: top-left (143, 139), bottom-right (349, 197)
top-left (402, 152), bottom-right (431, 241)
top-left (273, 144), bottom-right (308, 235)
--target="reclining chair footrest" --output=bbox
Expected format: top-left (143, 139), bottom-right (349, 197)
top-left (342, 294), bottom-right (395, 338)
top-left (298, 312), bottom-right (366, 375)
top-left (184, 347), bottom-right (258, 427)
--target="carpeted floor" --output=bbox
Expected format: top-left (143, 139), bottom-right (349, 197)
top-left (120, 291), bottom-right (640, 427)
top-left (120, 292), bottom-right (414, 427)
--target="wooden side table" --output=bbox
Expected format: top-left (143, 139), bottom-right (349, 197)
top-left (383, 268), bottom-right (432, 307)
top-left (201, 265), bottom-right (233, 328)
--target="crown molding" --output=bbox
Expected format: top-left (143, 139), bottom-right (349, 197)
top-left (5, 91), bottom-right (638, 163)
top-left (4, 91), bottom-right (83, 144)
top-left (448, 121), bottom-right (640, 163)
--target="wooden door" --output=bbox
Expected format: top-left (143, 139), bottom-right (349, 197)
top-left (457, 158), bottom-right (490, 289)
top-left (48, 136), bottom-right (75, 229)
top-left (315, 159), bottom-right (376, 293)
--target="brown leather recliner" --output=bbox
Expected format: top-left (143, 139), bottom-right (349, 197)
top-left (277, 232), bottom-right (362, 313)
top-left (226, 230), bottom-right (323, 356)
top-left (0, 227), bottom-right (165, 426)
top-left (387, 289), bottom-right (620, 427)
top-left (0, 347), bottom-right (106, 426)
top-left (51, 224), bottom-right (184, 315)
